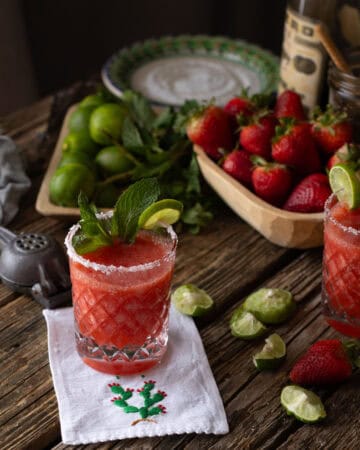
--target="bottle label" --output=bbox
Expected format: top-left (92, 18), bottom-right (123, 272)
top-left (278, 8), bottom-right (327, 111)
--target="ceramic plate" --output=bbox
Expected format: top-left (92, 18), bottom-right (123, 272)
top-left (102, 35), bottom-right (279, 107)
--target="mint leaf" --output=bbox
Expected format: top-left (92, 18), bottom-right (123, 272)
top-left (111, 178), bottom-right (160, 243)
top-left (122, 117), bottom-right (144, 149)
top-left (184, 154), bottom-right (201, 195)
top-left (122, 90), bottom-right (156, 131)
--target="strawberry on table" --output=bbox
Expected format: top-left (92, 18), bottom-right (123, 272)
top-left (274, 90), bottom-right (306, 121)
top-left (251, 156), bottom-right (293, 206)
top-left (283, 173), bottom-right (331, 213)
top-left (239, 112), bottom-right (277, 159)
top-left (186, 104), bottom-right (233, 160)
top-left (222, 150), bottom-right (253, 188)
top-left (311, 105), bottom-right (353, 154)
top-left (272, 118), bottom-right (321, 175)
top-left (290, 339), bottom-right (360, 386)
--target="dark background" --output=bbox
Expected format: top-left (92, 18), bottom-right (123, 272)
top-left (1, 0), bottom-right (287, 114)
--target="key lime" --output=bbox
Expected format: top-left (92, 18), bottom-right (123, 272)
top-left (243, 288), bottom-right (295, 325)
top-left (281, 385), bottom-right (326, 423)
top-left (138, 199), bottom-right (183, 229)
top-left (58, 151), bottom-right (96, 172)
top-left (89, 103), bottom-right (128, 145)
top-left (80, 94), bottom-right (106, 109)
top-left (329, 163), bottom-right (360, 209)
top-left (68, 105), bottom-right (95, 134)
top-left (95, 146), bottom-right (134, 175)
top-left (62, 131), bottom-right (98, 157)
top-left (230, 306), bottom-right (267, 339)
top-left (171, 284), bottom-right (214, 317)
top-left (253, 333), bottom-right (286, 370)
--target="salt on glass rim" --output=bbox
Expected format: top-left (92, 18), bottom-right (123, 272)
top-left (325, 193), bottom-right (360, 236)
top-left (64, 211), bottom-right (177, 274)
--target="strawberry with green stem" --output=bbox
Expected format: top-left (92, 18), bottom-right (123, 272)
top-left (221, 150), bottom-right (254, 187)
top-left (239, 111), bottom-right (277, 159)
top-left (327, 143), bottom-right (360, 170)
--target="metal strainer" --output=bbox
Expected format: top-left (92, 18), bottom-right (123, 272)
top-left (0, 226), bottom-right (71, 308)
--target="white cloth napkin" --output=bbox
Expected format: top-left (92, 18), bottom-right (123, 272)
top-left (43, 306), bottom-right (228, 445)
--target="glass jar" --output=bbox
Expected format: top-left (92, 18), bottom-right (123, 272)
top-left (328, 49), bottom-right (360, 143)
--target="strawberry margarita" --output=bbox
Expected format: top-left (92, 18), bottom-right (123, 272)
top-left (322, 194), bottom-right (360, 337)
top-left (65, 218), bottom-right (177, 375)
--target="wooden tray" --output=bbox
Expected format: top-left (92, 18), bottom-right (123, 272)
top-left (36, 104), bottom-right (86, 218)
top-left (194, 145), bottom-right (324, 249)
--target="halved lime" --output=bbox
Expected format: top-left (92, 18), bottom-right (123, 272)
top-left (171, 284), bottom-right (214, 317)
top-left (243, 288), bottom-right (295, 325)
top-left (230, 307), bottom-right (267, 339)
top-left (253, 333), bottom-right (286, 370)
top-left (329, 163), bottom-right (360, 209)
top-left (138, 199), bottom-right (183, 229)
top-left (281, 385), bottom-right (326, 423)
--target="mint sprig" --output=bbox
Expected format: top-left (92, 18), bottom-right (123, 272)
top-left (73, 178), bottom-right (161, 254)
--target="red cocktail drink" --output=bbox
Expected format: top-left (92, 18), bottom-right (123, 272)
top-left (322, 194), bottom-right (360, 337)
top-left (65, 218), bottom-right (177, 375)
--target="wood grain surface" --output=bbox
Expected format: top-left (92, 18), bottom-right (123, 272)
top-left (0, 81), bottom-right (358, 450)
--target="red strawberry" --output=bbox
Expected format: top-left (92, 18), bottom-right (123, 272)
top-left (275, 90), bottom-right (306, 121)
top-left (251, 157), bottom-right (293, 206)
top-left (222, 150), bottom-right (253, 187)
top-left (283, 173), bottom-right (331, 213)
top-left (239, 113), bottom-right (277, 159)
top-left (272, 118), bottom-right (321, 175)
top-left (187, 105), bottom-right (233, 160)
top-left (224, 97), bottom-right (254, 118)
top-left (311, 105), bottom-right (353, 154)
top-left (290, 339), bottom-right (359, 386)
top-left (326, 143), bottom-right (360, 170)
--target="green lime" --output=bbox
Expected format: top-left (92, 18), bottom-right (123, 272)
top-left (58, 151), bottom-right (96, 172)
top-left (89, 103), bottom-right (128, 145)
top-left (281, 385), bottom-right (326, 423)
top-left (68, 105), bottom-right (95, 133)
top-left (253, 333), bottom-right (286, 370)
top-left (95, 146), bottom-right (134, 175)
top-left (50, 163), bottom-right (96, 207)
top-left (62, 131), bottom-right (98, 157)
top-left (80, 94), bottom-right (106, 109)
top-left (230, 306), bottom-right (267, 339)
top-left (138, 199), bottom-right (183, 229)
top-left (329, 163), bottom-right (360, 209)
top-left (93, 183), bottom-right (122, 208)
top-left (171, 284), bottom-right (214, 317)
top-left (243, 288), bottom-right (295, 325)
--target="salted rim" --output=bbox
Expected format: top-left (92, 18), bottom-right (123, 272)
top-left (325, 193), bottom-right (360, 236)
top-left (64, 211), bottom-right (178, 274)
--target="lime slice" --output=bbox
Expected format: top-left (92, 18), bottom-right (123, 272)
top-left (243, 288), bottom-right (295, 325)
top-left (138, 199), bottom-right (183, 229)
top-left (171, 284), bottom-right (214, 317)
top-left (281, 385), bottom-right (326, 423)
top-left (329, 163), bottom-right (360, 209)
top-left (253, 333), bottom-right (286, 370)
top-left (230, 306), bottom-right (267, 339)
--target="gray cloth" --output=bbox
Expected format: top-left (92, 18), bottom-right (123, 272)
top-left (0, 135), bottom-right (31, 225)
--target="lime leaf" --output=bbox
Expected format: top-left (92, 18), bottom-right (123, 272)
top-left (111, 178), bottom-right (160, 243)
top-left (171, 284), bottom-right (214, 317)
top-left (253, 333), bottom-right (286, 370)
top-left (138, 199), bottom-right (183, 229)
top-left (230, 307), bottom-right (267, 339)
top-left (329, 163), bottom-right (360, 209)
top-left (281, 385), bottom-right (326, 423)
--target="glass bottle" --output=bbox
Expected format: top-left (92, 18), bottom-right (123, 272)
top-left (278, 0), bottom-right (337, 111)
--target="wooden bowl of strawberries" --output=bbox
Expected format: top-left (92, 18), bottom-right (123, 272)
top-left (188, 90), bottom-right (354, 248)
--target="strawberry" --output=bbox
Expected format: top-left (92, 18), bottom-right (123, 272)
top-left (186, 105), bottom-right (233, 160)
top-left (251, 157), bottom-right (293, 206)
top-left (311, 105), bottom-right (353, 154)
top-left (222, 150), bottom-right (253, 187)
top-left (283, 173), bottom-right (331, 213)
top-left (326, 143), bottom-right (360, 170)
top-left (290, 339), bottom-right (360, 386)
top-left (272, 118), bottom-right (321, 175)
top-left (224, 97), bottom-right (254, 118)
top-left (239, 112), bottom-right (277, 159)
top-left (274, 90), bottom-right (306, 121)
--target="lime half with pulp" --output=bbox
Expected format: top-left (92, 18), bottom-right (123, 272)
top-left (171, 284), bottom-right (214, 317)
top-left (281, 385), bottom-right (326, 423)
top-left (253, 333), bottom-right (286, 370)
top-left (230, 307), bottom-right (267, 340)
top-left (138, 199), bottom-right (183, 229)
top-left (329, 163), bottom-right (360, 209)
top-left (243, 288), bottom-right (295, 325)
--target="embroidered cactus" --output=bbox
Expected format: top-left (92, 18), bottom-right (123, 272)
top-left (109, 379), bottom-right (167, 425)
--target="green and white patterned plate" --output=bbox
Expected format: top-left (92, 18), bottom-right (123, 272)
top-left (102, 35), bottom-right (279, 107)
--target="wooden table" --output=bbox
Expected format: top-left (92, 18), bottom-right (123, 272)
top-left (1, 83), bottom-right (359, 450)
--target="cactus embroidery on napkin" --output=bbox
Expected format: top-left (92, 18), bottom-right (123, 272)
top-left (108, 378), bottom-right (167, 426)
